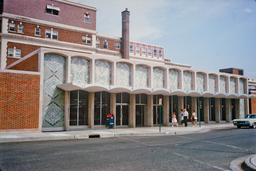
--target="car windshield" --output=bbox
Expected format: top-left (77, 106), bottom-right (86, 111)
top-left (245, 115), bottom-right (249, 119)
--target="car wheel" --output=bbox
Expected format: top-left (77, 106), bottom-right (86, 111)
top-left (252, 123), bottom-right (256, 129)
top-left (237, 125), bottom-right (241, 128)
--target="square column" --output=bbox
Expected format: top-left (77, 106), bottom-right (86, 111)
top-left (146, 95), bottom-right (153, 127)
top-left (191, 97), bottom-right (197, 114)
top-left (88, 92), bottom-right (94, 129)
top-left (163, 96), bottom-right (169, 126)
top-left (225, 99), bottom-right (231, 122)
top-left (235, 99), bottom-right (240, 119)
top-left (64, 91), bottom-right (70, 131)
top-left (110, 93), bottom-right (116, 128)
top-left (204, 98), bottom-right (209, 123)
top-left (215, 98), bottom-right (221, 123)
top-left (129, 94), bottom-right (136, 128)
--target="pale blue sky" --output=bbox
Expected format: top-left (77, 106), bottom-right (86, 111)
top-left (78, 0), bottom-right (256, 78)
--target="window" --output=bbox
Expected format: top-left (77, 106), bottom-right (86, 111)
top-left (46, 5), bottom-right (60, 15)
top-left (8, 48), bottom-right (21, 58)
top-left (159, 50), bottom-right (162, 58)
top-left (154, 49), bottom-right (157, 57)
top-left (148, 48), bottom-right (152, 57)
top-left (130, 45), bottom-right (134, 53)
top-left (115, 43), bottom-right (120, 49)
top-left (84, 13), bottom-right (90, 22)
top-left (142, 47), bottom-right (146, 56)
top-left (103, 41), bottom-right (108, 49)
top-left (82, 36), bottom-right (91, 44)
top-left (17, 24), bottom-right (23, 33)
top-left (96, 40), bottom-right (100, 48)
top-left (136, 46), bottom-right (140, 55)
top-left (35, 27), bottom-right (41, 36)
top-left (238, 70), bottom-right (243, 75)
top-left (45, 29), bottom-right (58, 40)
top-left (9, 23), bottom-right (15, 32)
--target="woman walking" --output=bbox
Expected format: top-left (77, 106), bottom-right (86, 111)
top-left (191, 110), bottom-right (197, 127)
top-left (179, 109), bottom-right (183, 126)
top-left (172, 112), bottom-right (178, 127)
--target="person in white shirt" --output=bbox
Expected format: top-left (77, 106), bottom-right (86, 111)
top-left (191, 110), bottom-right (197, 127)
top-left (183, 109), bottom-right (188, 127)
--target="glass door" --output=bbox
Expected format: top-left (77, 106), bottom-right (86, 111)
top-left (136, 105), bottom-right (144, 126)
top-left (116, 105), bottom-right (129, 126)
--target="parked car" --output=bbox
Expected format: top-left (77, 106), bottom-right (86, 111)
top-left (233, 114), bottom-right (256, 129)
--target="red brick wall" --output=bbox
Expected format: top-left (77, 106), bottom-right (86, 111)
top-left (97, 37), bottom-right (121, 52)
top-left (250, 91), bottom-right (256, 114)
top-left (9, 54), bottom-right (38, 72)
top-left (0, 71), bottom-right (40, 130)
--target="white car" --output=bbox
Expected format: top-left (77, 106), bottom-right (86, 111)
top-left (233, 114), bottom-right (256, 129)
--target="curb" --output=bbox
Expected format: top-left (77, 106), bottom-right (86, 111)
top-left (244, 155), bottom-right (256, 171)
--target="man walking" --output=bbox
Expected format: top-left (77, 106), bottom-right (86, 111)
top-left (183, 109), bottom-right (188, 127)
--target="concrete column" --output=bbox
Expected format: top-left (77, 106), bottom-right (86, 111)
top-left (235, 99), bottom-right (240, 119)
top-left (192, 72), bottom-right (196, 90)
top-left (178, 96), bottom-right (184, 111)
top-left (236, 78), bottom-right (239, 94)
top-left (205, 74), bottom-right (209, 92)
top-left (111, 62), bottom-right (116, 85)
top-left (179, 70), bottom-right (183, 90)
top-left (215, 98), bottom-right (221, 123)
top-left (64, 91), bottom-right (70, 131)
top-left (226, 76), bottom-right (230, 94)
top-left (0, 18), bottom-right (9, 69)
top-left (165, 69), bottom-right (169, 89)
top-left (246, 97), bottom-right (249, 115)
top-left (146, 95), bottom-right (153, 127)
top-left (163, 96), bottom-right (169, 126)
top-left (66, 56), bottom-right (71, 83)
top-left (90, 59), bottom-right (95, 84)
top-left (149, 67), bottom-right (153, 88)
top-left (131, 64), bottom-right (135, 87)
top-left (92, 34), bottom-right (96, 48)
top-left (191, 97), bottom-right (197, 114)
top-left (216, 75), bottom-right (220, 92)
top-left (204, 98), bottom-right (209, 123)
top-left (88, 92), bottom-right (94, 129)
top-left (225, 99), bottom-right (231, 122)
top-left (110, 93), bottom-right (116, 128)
top-left (129, 94), bottom-right (136, 128)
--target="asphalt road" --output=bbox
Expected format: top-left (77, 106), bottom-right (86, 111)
top-left (0, 127), bottom-right (255, 171)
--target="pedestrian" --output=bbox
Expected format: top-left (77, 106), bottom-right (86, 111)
top-left (172, 112), bottom-right (178, 127)
top-left (179, 109), bottom-right (184, 126)
top-left (191, 110), bottom-right (197, 127)
top-left (183, 109), bottom-right (188, 127)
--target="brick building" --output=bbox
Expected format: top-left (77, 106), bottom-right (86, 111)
top-left (0, 0), bottom-right (255, 132)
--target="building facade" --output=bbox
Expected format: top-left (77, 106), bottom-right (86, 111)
top-left (0, 0), bottom-right (255, 132)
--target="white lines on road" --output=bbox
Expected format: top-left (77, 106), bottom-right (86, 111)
top-left (204, 140), bottom-right (249, 151)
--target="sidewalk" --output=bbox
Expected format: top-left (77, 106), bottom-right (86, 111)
top-left (0, 123), bottom-right (234, 143)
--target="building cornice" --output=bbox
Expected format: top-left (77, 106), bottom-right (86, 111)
top-left (53, 0), bottom-right (97, 11)
top-left (96, 33), bottom-right (121, 41)
top-left (1, 13), bottom-right (97, 35)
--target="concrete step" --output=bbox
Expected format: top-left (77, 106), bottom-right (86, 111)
top-left (230, 154), bottom-right (256, 171)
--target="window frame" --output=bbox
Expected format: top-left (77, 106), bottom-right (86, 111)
top-left (130, 45), bottom-right (134, 54)
top-left (45, 29), bottom-right (58, 40)
top-left (9, 23), bottom-right (15, 32)
top-left (8, 48), bottom-right (21, 58)
top-left (17, 24), bottom-right (23, 33)
top-left (103, 41), bottom-right (108, 49)
top-left (46, 5), bottom-right (60, 16)
top-left (35, 27), bottom-right (41, 36)
top-left (82, 36), bottom-right (91, 44)
top-left (159, 50), bottom-right (162, 58)
top-left (153, 49), bottom-right (157, 58)
top-left (148, 48), bottom-right (152, 57)
top-left (84, 13), bottom-right (90, 22)
top-left (115, 43), bottom-right (120, 49)
top-left (96, 40), bottom-right (100, 48)
top-left (142, 47), bottom-right (146, 56)
top-left (136, 46), bottom-right (140, 55)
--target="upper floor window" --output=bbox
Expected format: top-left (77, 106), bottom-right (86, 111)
top-left (9, 23), bottom-right (15, 32)
top-left (35, 27), bottom-right (41, 36)
top-left (154, 49), bottom-right (157, 57)
top-left (45, 29), bottom-right (58, 40)
top-left (130, 45), bottom-right (134, 53)
top-left (136, 46), bottom-right (140, 55)
top-left (103, 41), bottom-right (108, 49)
top-left (46, 5), bottom-right (60, 16)
top-left (159, 50), bottom-right (163, 58)
top-left (96, 40), bottom-right (100, 48)
top-left (148, 48), bottom-right (152, 57)
top-left (17, 24), bottom-right (23, 33)
top-left (115, 43), bottom-right (120, 49)
top-left (84, 13), bottom-right (90, 22)
top-left (142, 47), bottom-right (146, 56)
top-left (82, 36), bottom-right (91, 44)
top-left (8, 48), bottom-right (21, 58)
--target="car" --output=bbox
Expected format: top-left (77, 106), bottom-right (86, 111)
top-left (233, 114), bottom-right (256, 129)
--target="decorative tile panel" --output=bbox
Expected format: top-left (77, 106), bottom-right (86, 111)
top-left (220, 76), bottom-right (226, 93)
top-left (153, 67), bottom-right (164, 88)
top-left (71, 57), bottom-right (90, 84)
top-left (116, 62), bottom-right (131, 87)
top-left (239, 99), bottom-right (245, 119)
top-left (183, 71), bottom-right (192, 91)
top-left (169, 69), bottom-right (179, 90)
top-left (196, 73), bottom-right (205, 92)
top-left (43, 54), bottom-right (66, 128)
top-left (239, 78), bottom-right (245, 94)
top-left (230, 77), bottom-right (236, 94)
top-left (135, 65), bottom-right (148, 87)
top-left (209, 74), bottom-right (216, 93)
top-left (95, 60), bottom-right (111, 85)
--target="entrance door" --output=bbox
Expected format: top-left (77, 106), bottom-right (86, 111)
top-left (153, 106), bottom-right (163, 124)
top-left (116, 105), bottom-right (129, 126)
top-left (136, 105), bottom-right (144, 126)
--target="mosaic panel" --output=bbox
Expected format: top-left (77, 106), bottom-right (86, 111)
top-left (209, 74), bottom-right (216, 93)
top-left (43, 54), bottom-right (66, 128)
top-left (135, 65), bottom-right (148, 87)
top-left (239, 99), bottom-right (245, 119)
top-left (95, 60), bottom-right (111, 85)
top-left (230, 77), bottom-right (236, 94)
top-left (116, 62), bottom-right (131, 87)
top-left (196, 73), bottom-right (205, 92)
top-left (220, 76), bottom-right (226, 93)
top-left (71, 57), bottom-right (90, 84)
top-left (169, 69), bottom-right (179, 90)
top-left (239, 78), bottom-right (245, 94)
top-left (153, 67), bottom-right (164, 88)
top-left (183, 71), bottom-right (192, 91)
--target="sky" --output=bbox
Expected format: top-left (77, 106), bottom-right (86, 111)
top-left (77, 0), bottom-right (256, 78)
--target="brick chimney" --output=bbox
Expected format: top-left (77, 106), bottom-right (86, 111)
top-left (121, 8), bottom-right (130, 59)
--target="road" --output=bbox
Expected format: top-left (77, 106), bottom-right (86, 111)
top-left (0, 127), bottom-right (255, 171)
